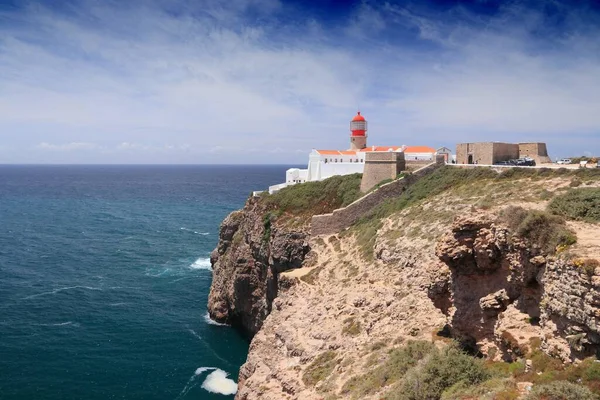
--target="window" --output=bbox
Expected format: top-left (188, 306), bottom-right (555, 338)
top-left (335, 158), bottom-right (338, 163)
top-left (360, 159), bottom-right (364, 163)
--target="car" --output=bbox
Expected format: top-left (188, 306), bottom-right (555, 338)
top-left (512, 158), bottom-right (536, 166)
top-left (556, 158), bottom-right (572, 165)
top-left (494, 161), bottom-right (512, 166)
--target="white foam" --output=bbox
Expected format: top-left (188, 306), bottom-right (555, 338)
top-left (204, 312), bottom-right (228, 326)
top-left (201, 369), bottom-right (238, 395)
top-left (36, 321), bottom-right (80, 327)
top-left (145, 268), bottom-right (171, 277)
top-left (181, 227), bottom-right (209, 235)
top-left (187, 328), bottom-right (203, 341)
top-left (195, 367), bottom-right (215, 375)
top-left (108, 286), bottom-right (140, 290)
top-left (175, 367), bottom-right (217, 400)
top-left (190, 258), bottom-right (212, 271)
top-left (23, 286), bottom-right (103, 300)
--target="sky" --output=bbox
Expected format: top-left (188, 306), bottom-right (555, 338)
top-left (0, 0), bottom-right (599, 164)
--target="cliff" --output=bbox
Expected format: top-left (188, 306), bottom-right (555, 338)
top-left (207, 196), bottom-right (310, 336)
top-left (209, 166), bottom-right (600, 399)
top-left (207, 173), bottom-right (362, 336)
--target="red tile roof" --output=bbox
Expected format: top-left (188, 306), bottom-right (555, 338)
top-left (315, 150), bottom-right (344, 155)
top-left (315, 146), bottom-right (436, 155)
top-left (403, 146), bottom-right (436, 153)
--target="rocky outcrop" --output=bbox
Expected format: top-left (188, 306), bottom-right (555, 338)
top-left (431, 213), bottom-right (600, 361)
top-left (207, 169), bottom-right (600, 399)
top-left (207, 197), bottom-right (310, 337)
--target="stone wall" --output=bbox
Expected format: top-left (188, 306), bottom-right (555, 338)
top-left (519, 142), bottom-right (552, 164)
top-left (311, 155), bottom-right (445, 236)
top-left (359, 152), bottom-right (405, 193)
top-left (492, 142), bottom-right (520, 164)
top-left (405, 160), bottom-right (432, 171)
top-left (456, 142), bottom-right (519, 165)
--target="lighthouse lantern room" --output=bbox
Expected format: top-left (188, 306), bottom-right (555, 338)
top-left (349, 111), bottom-right (368, 150)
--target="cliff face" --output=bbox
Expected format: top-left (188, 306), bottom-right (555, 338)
top-left (207, 196), bottom-right (310, 336)
top-left (208, 167), bottom-right (600, 399)
top-left (431, 213), bottom-right (600, 361)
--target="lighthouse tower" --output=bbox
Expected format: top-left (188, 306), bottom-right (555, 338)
top-left (349, 111), bottom-right (367, 150)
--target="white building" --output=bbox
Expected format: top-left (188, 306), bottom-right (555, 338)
top-left (266, 112), bottom-right (439, 194)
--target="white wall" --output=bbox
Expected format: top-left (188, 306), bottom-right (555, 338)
top-left (319, 162), bottom-right (364, 179)
top-left (404, 152), bottom-right (434, 161)
top-left (286, 168), bottom-right (309, 183)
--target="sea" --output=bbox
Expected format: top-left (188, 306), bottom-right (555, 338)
top-left (0, 165), bottom-right (294, 400)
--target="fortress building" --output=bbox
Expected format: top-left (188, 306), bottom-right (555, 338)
top-left (267, 112), bottom-right (438, 194)
top-left (456, 142), bottom-right (551, 165)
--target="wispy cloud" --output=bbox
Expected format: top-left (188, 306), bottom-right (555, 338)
top-left (36, 142), bottom-right (102, 151)
top-left (0, 0), bottom-right (599, 163)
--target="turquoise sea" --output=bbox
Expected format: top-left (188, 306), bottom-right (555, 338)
top-left (0, 165), bottom-right (291, 399)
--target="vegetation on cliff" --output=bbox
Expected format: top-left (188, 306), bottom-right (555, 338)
top-left (499, 206), bottom-right (576, 254)
top-left (548, 188), bottom-right (600, 223)
top-left (260, 173), bottom-right (362, 224)
top-left (228, 165), bottom-right (600, 399)
top-left (349, 166), bottom-right (600, 260)
top-left (332, 338), bottom-right (600, 400)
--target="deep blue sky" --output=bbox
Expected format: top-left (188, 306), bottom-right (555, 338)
top-left (1, 0), bottom-right (599, 163)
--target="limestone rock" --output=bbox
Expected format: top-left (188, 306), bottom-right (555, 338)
top-left (207, 196), bottom-right (310, 336)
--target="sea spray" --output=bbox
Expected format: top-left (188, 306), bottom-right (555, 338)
top-left (201, 369), bottom-right (238, 396)
top-left (190, 258), bottom-right (212, 271)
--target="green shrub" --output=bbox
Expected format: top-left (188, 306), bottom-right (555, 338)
top-left (548, 188), bottom-right (600, 223)
top-left (570, 177), bottom-right (583, 187)
top-left (441, 378), bottom-right (519, 400)
top-left (342, 317), bottom-right (361, 336)
top-left (263, 173), bottom-right (362, 220)
top-left (499, 207), bottom-right (576, 254)
top-left (388, 343), bottom-right (490, 400)
top-left (526, 380), bottom-right (597, 400)
top-left (531, 349), bottom-right (564, 373)
top-left (341, 341), bottom-right (436, 399)
top-left (559, 357), bottom-right (600, 391)
top-left (262, 212), bottom-right (272, 243)
top-left (303, 351), bottom-right (338, 386)
top-left (539, 189), bottom-right (554, 200)
top-left (351, 166), bottom-right (498, 259)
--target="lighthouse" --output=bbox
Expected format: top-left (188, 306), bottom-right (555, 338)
top-left (349, 111), bottom-right (367, 150)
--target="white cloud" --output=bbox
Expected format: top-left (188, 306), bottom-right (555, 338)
top-left (1, 0), bottom-right (599, 163)
top-left (36, 142), bottom-right (101, 151)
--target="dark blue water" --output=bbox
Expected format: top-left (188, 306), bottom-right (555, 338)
top-left (0, 165), bottom-right (291, 400)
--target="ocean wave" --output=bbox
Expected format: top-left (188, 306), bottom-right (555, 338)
top-left (190, 258), bottom-right (212, 271)
top-left (180, 227), bottom-right (210, 235)
top-left (145, 268), bottom-right (171, 277)
top-left (201, 369), bottom-right (237, 395)
top-left (187, 328), bottom-right (203, 341)
top-left (108, 286), bottom-right (141, 290)
top-left (23, 286), bottom-right (103, 300)
top-left (203, 312), bottom-right (228, 327)
top-left (35, 321), bottom-right (80, 327)
top-left (175, 367), bottom-right (215, 400)
top-left (175, 367), bottom-right (237, 399)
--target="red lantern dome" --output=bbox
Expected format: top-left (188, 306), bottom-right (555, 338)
top-left (350, 111), bottom-right (367, 137)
